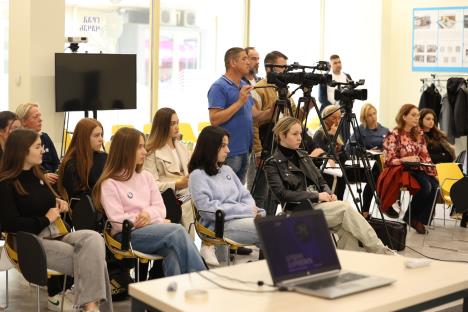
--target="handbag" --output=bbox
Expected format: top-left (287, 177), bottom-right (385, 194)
top-left (38, 217), bottom-right (70, 239)
top-left (161, 189), bottom-right (182, 223)
top-left (368, 218), bottom-right (407, 251)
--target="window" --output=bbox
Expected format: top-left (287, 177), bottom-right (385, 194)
top-left (323, 0), bottom-right (382, 115)
top-left (158, 0), bottom-right (245, 136)
top-left (64, 0), bottom-right (152, 141)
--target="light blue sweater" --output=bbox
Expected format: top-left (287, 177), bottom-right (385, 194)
top-left (189, 165), bottom-right (266, 229)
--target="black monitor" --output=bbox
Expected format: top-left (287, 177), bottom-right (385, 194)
top-left (55, 53), bottom-right (137, 112)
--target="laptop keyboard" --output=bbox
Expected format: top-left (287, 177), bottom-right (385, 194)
top-left (297, 273), bottom-right (367, 290)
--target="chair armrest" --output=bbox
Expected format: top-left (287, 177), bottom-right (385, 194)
top-left (195, 209), bottom-right (225, 238)
top-left (105, 219), bottom-right (134, 251)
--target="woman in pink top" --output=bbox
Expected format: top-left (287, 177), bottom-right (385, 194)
top-left (383, 104), bottom-right (438, 234)
top-left (93, 128), bottom-right (205, 276)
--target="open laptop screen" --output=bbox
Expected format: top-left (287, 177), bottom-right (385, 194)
top-left (255, 210), bottom-right (341, 284)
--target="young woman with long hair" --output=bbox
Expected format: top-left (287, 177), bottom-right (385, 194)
top-left (188, 126), bottom-right (265, 263)
top-left (93, 127), bottom-right (205, 276)
top-left (144, 108), bottom-right (194, 234)
top-left (57, 118), bottom-right (106, 200)
top-left (383, 104), bottom-right (438, 234)
top-left (419, 108), bottom-right (455, 164)
top-left (0, 111), bottom-right (21, 159)
top-left (0, 128), bottom-right (112, 312)
top-left (264, 117), bottom-right (394, 255)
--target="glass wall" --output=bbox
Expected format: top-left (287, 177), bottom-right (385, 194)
top-left (158, 0), bottom-right (245, 136)
top-left (64, 0), bottom-right (151, 141)
top-left (0, 0), bottom-right (7, 111)
top-left (323, 0), bottom-right (382, 117)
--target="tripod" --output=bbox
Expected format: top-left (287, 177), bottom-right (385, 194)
top-left (324, 99), bottom-right (395, 249)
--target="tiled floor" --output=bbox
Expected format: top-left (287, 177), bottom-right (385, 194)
top-left (1, 204), bottom-right (468, 311)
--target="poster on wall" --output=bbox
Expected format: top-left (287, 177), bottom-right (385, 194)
top-left (412, 6), bottom-right (468, 72)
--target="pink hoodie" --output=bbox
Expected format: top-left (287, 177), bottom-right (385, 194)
top-left (100, 170), bottom-right (166, 234)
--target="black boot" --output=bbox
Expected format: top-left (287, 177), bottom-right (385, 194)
top-left (461, 212), bottom-right (468, 228)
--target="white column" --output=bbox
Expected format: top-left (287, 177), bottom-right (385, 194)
top-left (9, 0), bottom-right (65, 145)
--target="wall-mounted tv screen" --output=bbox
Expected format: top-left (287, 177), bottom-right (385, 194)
top-left (55, 53), bottom-right (137, 112)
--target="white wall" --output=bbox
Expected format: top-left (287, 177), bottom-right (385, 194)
top-left (9, 0), bottom-right (65, 146)
top-left (381, 0), bottom-right (467, 149)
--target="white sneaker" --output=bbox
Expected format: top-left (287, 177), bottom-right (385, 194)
top-left (48, 290), bottom-right (75, 312)
top-left (200, 244), bottom-right (219, 267)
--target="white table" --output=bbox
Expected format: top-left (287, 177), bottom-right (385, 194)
top-left (129, 250), bottom-right (468, 312)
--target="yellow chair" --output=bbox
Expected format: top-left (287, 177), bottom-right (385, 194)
top-left (306, 116), bottom-right (321, 131)
top-left (143, 123), bottom-right (152, 135)
top-left (191, 203), bottom-right (252, 266)
top-left (179, 123), bottom-right (197, 143)
top-left (198, 122), bottom-right (211, 135)
top-left (111, 124), bottom-right (134, 135)
top-left (103, 220), bottom-right (163, 282)
top-left (428, 163), bottom-right (464, 227)
top-left (63, 130), bottom-right (73, 153)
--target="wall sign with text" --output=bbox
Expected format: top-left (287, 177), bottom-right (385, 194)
top-left (412, 6), bottom-right (468, 72)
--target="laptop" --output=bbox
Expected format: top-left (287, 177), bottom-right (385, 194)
top-left (254, 210), bottom-right (395, 299)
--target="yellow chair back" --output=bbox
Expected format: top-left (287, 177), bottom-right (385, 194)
top-left (143, 123), bottom-right (152, 135)
top-left (198, 122), bottom-right (211, 135)
top-left (179, 123), bottom-right (197, 143)
top-left (111, 124), bottom-right (134, 135)
top-left (435, 163), bottom-right (464, 205)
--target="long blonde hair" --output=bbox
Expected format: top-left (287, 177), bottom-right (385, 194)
top-left (360, 103), bottom-right (377, 127)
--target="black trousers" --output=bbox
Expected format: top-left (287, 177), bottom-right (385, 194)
top-left (405, 170), bottom-right (438, 225)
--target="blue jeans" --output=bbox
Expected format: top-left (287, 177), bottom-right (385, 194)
top-left (406, 171), bottom-right (438, 225)
top-left (224, 217), bottom-right (260, 247)
top-left (120, 223), bottom-right (205, 276)
top-left (225, 153), bottom-right (250, 184)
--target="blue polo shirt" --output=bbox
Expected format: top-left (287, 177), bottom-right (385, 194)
top-left (208, 75), bottom-right (253, 157)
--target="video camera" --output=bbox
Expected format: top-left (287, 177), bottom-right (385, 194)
top-left (266, 61), bottom-right (332, 88)
top-left (332, 79), bottom-right (367, 102)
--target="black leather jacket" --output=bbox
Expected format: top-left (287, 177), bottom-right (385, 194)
top-left (264, 147), bottom-right (332, 207)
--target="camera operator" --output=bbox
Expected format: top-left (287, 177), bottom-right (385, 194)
top-left (207, 47), bottom-right (274, 184)
top-left (318, 54), bottom-right (352, 112)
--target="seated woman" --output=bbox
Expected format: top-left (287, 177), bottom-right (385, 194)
top-left (383, 104), bottom-right (437, 234)
top-left (264, 117), bottom-right (394, 255)
top-left (58, 118), bottom-right (106, 201)
top-left (0, 111), bottom-right (21, 159)
top-left (313, 104), bottom-right (347, 199)
top-left (419, 108), bottom-right (455, 164)
top-left (347, 103), bottom-right (389, 219)
top-left (0, 128), bottom-right (112, 312)
top-left (16, 102), bottom-right (60, 185)
top-left (188, 126), bottom-right (265, 259)
top-left (143, 108), bottom-right (194, 235)
top-left (93, 127), bottom-right (205, 276)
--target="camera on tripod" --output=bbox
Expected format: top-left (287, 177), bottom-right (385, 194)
top-left (333, 79), bottom-right (368, 102)
top-left (265, 61), bottom-right (332, 88)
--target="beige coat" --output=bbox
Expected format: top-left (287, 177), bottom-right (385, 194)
top-left (144, 141), bottom-right (190, 193)
top-left (144, 141), bottom-right (194, 237)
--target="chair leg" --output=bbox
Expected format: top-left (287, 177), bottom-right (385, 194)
top-left (37, 285), bottom-right (40, 312)
top-left (0, 270), bottom-right (9, 309)
top-left (61, 275), bottom-right (67, 312)
top-left (428, 187), bottom-right (440, 228)
top-left (226, 246), bottom-right (230, 266)
top-left (136, 260), bottom-right (140, 283)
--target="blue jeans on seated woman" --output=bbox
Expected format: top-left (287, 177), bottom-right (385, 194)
top-left (224, 217), bottom-right (260, 246)
top-left (117, 223), bottom-right (206, 276)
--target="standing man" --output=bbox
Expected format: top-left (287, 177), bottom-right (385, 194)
top-left (208, 47), bottom-right (272, 184)
top-left (318, 54), bottom-right (352, 112)
top-left (243, 47), bottom-right (261, 85)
